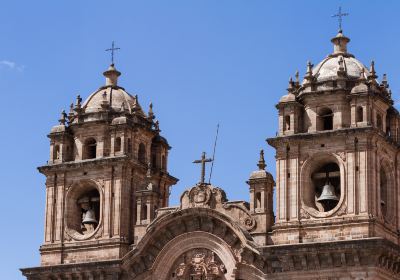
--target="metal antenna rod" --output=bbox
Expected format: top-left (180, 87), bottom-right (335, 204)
top-left (208, 123), bottom-right (220, 184)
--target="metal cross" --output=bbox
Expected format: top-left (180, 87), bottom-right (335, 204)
top-left (332, 6), bottom-right (349, 32)
top-left (193, 152), bottom-right (213, 184)
top-left (105, 41), bottom-right (120, 65)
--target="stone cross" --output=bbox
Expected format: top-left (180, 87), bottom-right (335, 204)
top-left (193, 152), bottom-right (212, 184)
top-left (105, 41), bottom-right (121, 65)
top-left (332, 6), bottom-right (349, 32)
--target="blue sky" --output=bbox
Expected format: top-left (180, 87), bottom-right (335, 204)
top-left (1, 1), bottom-right (399, 279)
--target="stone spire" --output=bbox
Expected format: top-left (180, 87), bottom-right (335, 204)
top-left (257, 149), bottom-right (266, 170)
top-left (103, 64), bottom-right (121, 86)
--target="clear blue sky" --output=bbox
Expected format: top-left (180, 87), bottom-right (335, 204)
top-left (1, 1), bottom-right (399, 279)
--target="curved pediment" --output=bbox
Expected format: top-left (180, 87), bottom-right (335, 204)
top-left (121, 207), bottom-right (260, 279)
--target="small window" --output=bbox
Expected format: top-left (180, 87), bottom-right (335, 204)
top-left (83, 138), bottom-right (97, 159)
top-left (284, 115), bottom-right (291, 131)
top-left (255, 192), bottom-right (261, 209)
top-left (356, 106), bottom-right (363, 122)
top-left (141, 204), bottom-right (148, 221)
top-left (319, 108), bottom-right (333, 131)
top-left (53, 145), bottom-right (60, 160)
top-left (138, 143), bottom-right (146, 164)
top-left (114, 137), bottom-right (121, 153)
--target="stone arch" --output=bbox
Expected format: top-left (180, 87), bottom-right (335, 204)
top-left (64, 179), bottom-right (103, 241)
top-left (121, 208), bottom-right (259, 279)
top-left (300, 152), bottom-right (346, 218)
top-left (152, 232), bottom-right (237, 279)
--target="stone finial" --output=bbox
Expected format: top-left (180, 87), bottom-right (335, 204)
top-left (382, 73), bottom-right (389, 88)
top-left (154, 120), bottom-right (160, 132)
top-left (257, 150), bottom-right (266, 170)
top-left (368, 60), bottom-right (378, 80)
top-left (75, 95), bottom-right (82, 109)
top-left (148, 102), bottom-right (155, 119)
top-left (59, 110), bottom-right (67, 125)
top-left (68, 103), bottom-right (75, 121)
top-left (295, 70), bottom-right (300, 88)
top-left (287, 77), bottom-right (294, 92)
top-left (304, 61), bottom-right (314, 82)
top-left (103, 64), bottom-right (121, 86)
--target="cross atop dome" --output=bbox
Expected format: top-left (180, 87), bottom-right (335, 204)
top-left (332, 6), bottom-right (349, 33)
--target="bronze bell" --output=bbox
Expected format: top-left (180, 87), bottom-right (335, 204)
top-left (317, 181), bottom-right (339, 202)
top-left (82, 209), bottom-right (98, 225)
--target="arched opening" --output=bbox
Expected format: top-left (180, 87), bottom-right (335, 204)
top-left (312, 162), bottom-right (340, 212)
top-left (284, 115), bottom-right (291, 131)
top-left (66, 183), bottom-right (100, 236)
top-left (138, 143), bottom-right (146, 164)
top-left (152, 153), bottom-right (157, 169)
top-left (318, 108), bottom-right (333, 131)
top-left (377, 114), bottom-right (383, 131)
top-left (114, 137), bottom-right (121, 153)
top-left (356, 106), bottom-right (363, 122)
top-left (53, 145), bottom-right (60, 160)
top-left (380, 167), bottom-right (388, 218)
top-left (83, 138), bottom-right (97, 159)
top-left (255, 192), bottom-right (261, 209)
top-left (141, 203), bottom-right (148, 221)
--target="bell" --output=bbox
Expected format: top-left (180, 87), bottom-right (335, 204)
top-left (317, 181), bottom-right (339, 202)
top-left (82, 209), bottom-right (98, 225)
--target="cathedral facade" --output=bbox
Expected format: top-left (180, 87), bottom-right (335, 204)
top-left (21, 29), bottom-right (400, 280)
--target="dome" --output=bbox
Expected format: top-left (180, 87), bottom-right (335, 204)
top-left (83, 86), bottom-right (140, 113)
top-left (312, 55), bottom-right (369, 82)
top-left (81, 64), bottom-right (144, 115)
top-left (305, 31), bottom-right (370, 83)
top-left (279, 92), bottom-right (296, 103)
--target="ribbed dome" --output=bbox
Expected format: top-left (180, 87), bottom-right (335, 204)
top-left (83, 87), bottom-right (140, 113)
top-left (306, 31), bottom-right (370, 83)
top-left (312, 55), bottom-right (369, 82)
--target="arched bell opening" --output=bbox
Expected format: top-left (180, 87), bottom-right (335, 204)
top-left (312, 162), bottom-right (340, 212)
top-left (301, 153), bottom-right (345, 216)
top-left (379, 161), bottom-right (394, 222)
top-left (83, 138), bottom-right (97, 159)
top-left (66, 183), bottom-right (101, 237)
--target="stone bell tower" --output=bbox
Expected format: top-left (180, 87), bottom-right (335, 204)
top-left (268, 29), bottom-right (400, 246)
top-left (39, 61), bottom-right (178, 266)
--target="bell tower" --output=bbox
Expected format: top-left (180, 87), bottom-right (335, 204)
top-left (40, 62), bottom-right (178, 265)
top-left (268, 29), bottom-right (400, 245)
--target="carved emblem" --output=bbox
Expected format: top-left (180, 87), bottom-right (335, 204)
top-left (172, 249), bottom-right (226, 280)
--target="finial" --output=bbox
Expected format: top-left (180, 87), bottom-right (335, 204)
top-left (295, 70), bottom-right (300, 87)
top-left (257, 149), bottom-right (266, 170)
top-left (368, 60), bottom-right (377, 80)
top-left (75, 94), bottom-right (82, 109)
top-left (59, 110), bottom-right (67, 125)
top-left (148, 102), bottom-right (154, 119)
top-left (382, 73), bottom-right (388, 88)
top-left (287, 77), bottom-right (294, 91)
top-left (68, 103), bottom-right (75, 122)
top-left (304, 61), bottom-right (314, 81)
top-left (154, 120), bottom-right (160, 132)
top-left (332, 6), bottom-right (349, 33)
